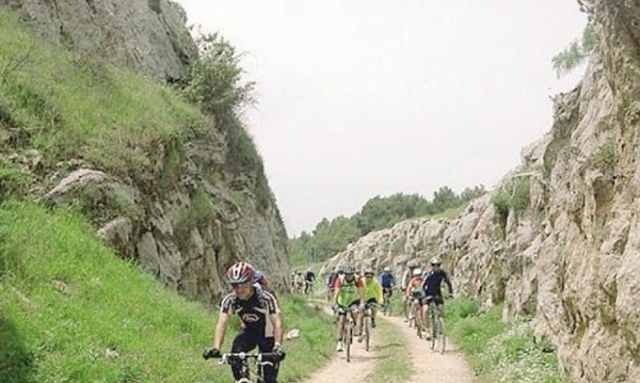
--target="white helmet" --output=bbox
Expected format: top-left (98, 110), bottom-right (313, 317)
top-left (430, 257), bottom-right (442, 266)
top-left (412, 268), bottom-right (423, 277)
top-left (383, 266), bottom-right (391, 272)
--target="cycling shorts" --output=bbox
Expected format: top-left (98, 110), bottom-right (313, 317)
top-left (366, 298), bottom-right (378, 306)
top-left (421, 295), bottom-right (445, 306)
top-left (337, 300), bottom-right (360, 315)
top-left (382, 287), bottom-right (393, 298)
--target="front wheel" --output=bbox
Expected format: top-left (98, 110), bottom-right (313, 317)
top-left (345, 320), bottom-right (352, 362)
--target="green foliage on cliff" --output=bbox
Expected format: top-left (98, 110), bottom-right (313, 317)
top-left (552, 2), bottom-right (596, 79)
top-left (0, 201), bottom-right (332, 383)
top-left (290, 186), bottom-right (486, 265)
top-left (0, 8), bottom-right (206, 179)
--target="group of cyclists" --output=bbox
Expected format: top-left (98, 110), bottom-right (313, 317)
top-left (203, 256), bottom-right (453, 382)
top-left (326, 256), bottom-right (453, 351)
top-left (290, 268), bottom-right (316, 294)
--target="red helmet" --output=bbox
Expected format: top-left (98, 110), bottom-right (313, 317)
top-left (226, 262), bottom-right (255, 284)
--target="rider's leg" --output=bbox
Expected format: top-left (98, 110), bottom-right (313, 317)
top-left (420, 300), bottom-right (430, 332)
top-left (337, 313), bottom-right (345, 341)
top-left (258, 337), bottom-right (279, 383)
top-left (369, 298), bottom-right (378, 327)
top-left (402, 294), bottom-right (409, 321)
top-left (353, 306), bottom-right (362, 336)
top-left (230, 331), bottom-right (258, 381)
top-left (336, 310), bottom-right (346, 351)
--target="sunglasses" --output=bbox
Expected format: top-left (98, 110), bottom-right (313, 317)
top-left (231, 282), bottom-right (251, 288)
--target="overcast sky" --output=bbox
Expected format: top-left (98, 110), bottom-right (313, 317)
top-left (176, 0), bottom-right (588, 237)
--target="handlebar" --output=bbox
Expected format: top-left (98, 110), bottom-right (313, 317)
top-left (209, 352), bottom-right (283, 364)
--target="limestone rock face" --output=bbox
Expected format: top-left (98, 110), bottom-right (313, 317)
top-left (0, 0), bottom-right (196, 81)
top-left (0, 0), bottom-right (288, 304)
top-left (324, 2), bottom-right (640, 381)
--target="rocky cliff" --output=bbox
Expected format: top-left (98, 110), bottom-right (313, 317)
top-left (0, 0), bottom-right (289, 304)
top-left (0, 0), bottom-right (196, 82)
top-left (323, 1), bottom-right (640, 382)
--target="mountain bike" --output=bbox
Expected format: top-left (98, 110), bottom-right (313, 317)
top-left (426, 296), bottom-right (446, 354)
top-left (339, 308), bottom-right (356, 362)
top-left (207, 352), bottom-right (282, 383)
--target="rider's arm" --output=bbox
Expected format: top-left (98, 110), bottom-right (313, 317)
top-left (332, 278), bottom-right (342, 305)
top-left (405, 278), bottom-right (415, 296)
top-left (270, 312), bottom-right (284, 344)
top-left (443, 271), bottom-right (454, 296)
top-left (213, 312), bottom-right (230, 349)
top-left (374, 281), bottom-right (383, 303)
top-left (357, 278), bottom-right (365, 304)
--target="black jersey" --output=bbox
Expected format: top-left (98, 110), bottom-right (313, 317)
top-left (420, 269), bottom-right (453, 297)
top-left (220, 290), bottom-right (280, 336)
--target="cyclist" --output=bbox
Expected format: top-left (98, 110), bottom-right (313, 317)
top-left (326, 271), bottom-right (337, 302)
top-left (332, 264), bottom-right (365, 352)
top-left (400, 261), bottom-right (419, 321)
top-left (421, 257), bottom-right (453, 337)
top-left (203, 262), bottom-right (285, 383)
top-left (378, 266), bottom-right (396, 303)
top-left (304, 267), bottom-right (316, 294)
top-left (254, 269), bottom-right (272, 292)
top-left (405, 268), bottom-right (426, 334)
top-left (361, 267), bottom-right (383, 330)
top-left (293, 271), bottom-right (304, 293)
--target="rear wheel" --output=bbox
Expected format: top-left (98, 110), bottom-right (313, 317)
top-left (364, 316), bottom-right (371, 351)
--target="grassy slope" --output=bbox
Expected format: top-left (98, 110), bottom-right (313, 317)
top-left (0, 202), bottom-right (333, 383)
top-left (0, 7), bottom-right (334, 382)
top-left (446, 299), bottom-right (571, 383)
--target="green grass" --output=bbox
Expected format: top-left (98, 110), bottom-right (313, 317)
top-left (446, 299), bottom-right (571, 383)
top-left (367, 317), bottom-right (412, 383)
top-left (0, 201), bottom-right (334, 383)
top-left (0, 8), bottom-right (206, 177)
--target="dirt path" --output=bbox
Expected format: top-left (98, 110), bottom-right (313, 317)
top-left (301, 304), bottom-right (380, 383)
top-left (383, 315), bottom-right (475, 383)
top-left (300, 302), bottom-right (474, 383)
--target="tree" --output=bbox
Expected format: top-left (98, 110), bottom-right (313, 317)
top-left (552, 4), bottom-right (596, 79)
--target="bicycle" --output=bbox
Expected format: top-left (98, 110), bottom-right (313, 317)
top-left (361, 302), bottom-right (380, 351)
top-left (426, 296), bottom-right (446, 354)
top-left (338, 307), bottom-right (356, 362)
top-left (206, 352), bottom-right (282, 383)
